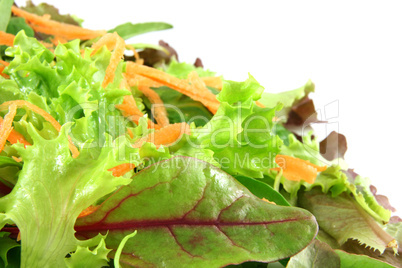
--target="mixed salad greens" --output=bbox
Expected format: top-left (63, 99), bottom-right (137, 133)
top-left (0, 1), bottom-right (401, 267)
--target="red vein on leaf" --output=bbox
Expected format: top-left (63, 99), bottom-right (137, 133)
top-left (166, 226), bottom-right (204, 259)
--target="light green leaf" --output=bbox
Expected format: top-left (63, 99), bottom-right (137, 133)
top-left (108, 22), bottom-right (173, 40)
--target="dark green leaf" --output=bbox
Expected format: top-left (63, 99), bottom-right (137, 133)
top-left (76, 157), bottom-right (318, 267)
top-left (234, 175), bottom-right (290, 207)
top-left (108, 22), bottom-right (173, 40)
top-left (0, 157), bottom-right (22, 169)
top-left (0, 232), bottom-right (20, 267)
top-left (6, 18), bottom-right (35, 37)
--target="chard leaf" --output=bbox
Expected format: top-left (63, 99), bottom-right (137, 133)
top-left (298, 188), bottom-right (396, 254)
top-left (108, 22), bottom-right (173, 40)
top-left (287, 240), bottom-right (340, 268)
top-left (335, 250), bottom-right (395, 268)
top-left (76, 156), bottom-right (318, 267)
top-left (0, 125), bottom-right (139, 267)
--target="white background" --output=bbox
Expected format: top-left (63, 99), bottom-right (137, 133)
top-left (15, 0), bottom-right (402, 213)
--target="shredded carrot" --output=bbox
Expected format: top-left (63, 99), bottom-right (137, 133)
top-left (133, 122), bottom-right (190, 148)
top-left (0, 104), bottom-right (17, 153)
top-left (125, 62), bottom-right (220, 114)
top-left (0, 116), bottom-right (31, 147)
top-left (11, 6), bottom-right (106, 40)
top-left (0, 100), bottom-right (79, 158)
top-left (91, 32), bottom-right (125, 88)
top-left (78, 205), bottom-right (99, 218)
top-left (0, 66), bottom-right (9, 79)
top-left (201, 76), bottom-right (223, 90)
top-left (125, 73), bottom-right (163, 88)
top-left (108, 163), bottom-right (136, 177)
top-left (262, 197), bottom-right (276, 205)
top-left (137, 85), bottom-right (169, 127)
top-left (126, 44), bottom-right (144, 65)
top-left (116, 95), bottom-right (161, 129)
top-left (0, 60), bottom-right (9, 66)
top-left (0, 31), bottom-right (15, 46)
top-left (12, 156), bottom-right (22, 162)
top-left (50, 36), bottom-right (68, 45)
top-left (271, 154), bottom-right (327, 184)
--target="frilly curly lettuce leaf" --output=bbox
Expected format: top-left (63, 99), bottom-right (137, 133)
top-left (274, 133), bottom-right (391, 224)
top-left (64, 238), bottom-right (111, 268)
top-left (299, 188), bottom-right (396, 254)
top-left (0, 124), bottom-right (140, 267)
top-left (196, 74), bottom-right (282, 178)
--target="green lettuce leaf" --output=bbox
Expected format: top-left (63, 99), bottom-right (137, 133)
top-left (196, 74), bottom-right (282, 178)
top-left (165, 59), bottom-right (216, 79)
top-left (6, 18), bottom-right (35, 37)
top-left (0, 124), bottom-right (139, 267)
top-left (298, 188), bottom-right (396, 254)
top-left (64, 238), bottom-right (111, 268)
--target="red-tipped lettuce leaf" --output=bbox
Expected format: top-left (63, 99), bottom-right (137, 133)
top-left (76, 156), bottom-right (318, 267)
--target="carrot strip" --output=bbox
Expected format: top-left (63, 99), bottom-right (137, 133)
top-left (126, 44), bottom-right (144, 65)
top-left (115, 95), bottom-right (161, 130)
top-left (78, 205), bottom-right (99, 218)
top-left (11, 6), bottom-right (106, 40)
top-left (125, 73), bottom-right (163, 88)
top-left (201, 76), bottom-right (223, 90)
top-left (125, 62), bottom-right (220, 114)
top-left (272, 154), bottom-right (327, 184)
top-left (0, 116), bottom-right (31, 147)
top-left (91, 33), bottom-right (125, 88)
top-left (0, 100), bottom-right (79, 158)
top-left (137, 85), bottom-right (169, 127)
top-left (0, 31), bottom-right (15, 46)
top-left (133, 122), bottom-right (190, 148)
top-left (0, 104), bottom-right (17, 153)
top-left (108, 163), bottom-right (136, 177)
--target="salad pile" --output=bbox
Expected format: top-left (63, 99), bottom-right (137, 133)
top-left (0, 1), bottom-right (401, 267)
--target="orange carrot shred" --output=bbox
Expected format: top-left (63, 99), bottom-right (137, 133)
top-left (0, 31), bottom-right (15, 46)
top-left (272, 154), bottom-right (327, 184)
top-left (108, 163), bottom-right (136, 177)
top-left (0, 100), bottom-right (79, 158)
top-left (78, 205), bottom-right (99, 218)
top-left (91, 33), bottom-right (125, 88)
top-left (125, 62), bottom-right (220, 114)
top-left (11, 6), bottom-right (106, 40)
top-left (133, 122), bottom-right (190, 149)
top-left (201, 76), bottom-right (223, 90)
top-left (116, 95), bottom-right (161, 129)
top-left (137, 85), bottom-right (169, 127)
top-left (0, 116), bottom-right (31, 147)
top-left (126, 44), bottom-right (144, 65)
top-left (0, 104), bottom-right (17, 153)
